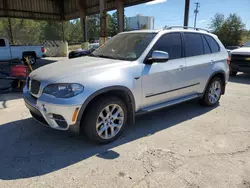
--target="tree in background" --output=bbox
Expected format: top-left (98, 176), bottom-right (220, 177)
top-left (86, 14), bottom-right (100, 42)
top-left (108, 11), bottom-right (128, 36)
top-left (0, 12), bottom-right (128, 44)
top-left (40, 20), bottom-right (64, 41)
top-left (108, 12), bottom-right (117, 37)
top-left (0, 18), bottom-right (42, 44)
top-left (209, 13), bottom-right (246, 46)
top-left (241, 29), bottom-right (250, 45)
top-left (209, 13), bottom-right (225, 35)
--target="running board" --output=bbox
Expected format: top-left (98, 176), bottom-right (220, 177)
top-left (136, 94), bottom-right (200, 115)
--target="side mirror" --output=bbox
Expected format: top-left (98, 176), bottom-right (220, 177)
top-left (147, 50), bottom-right (169, 64)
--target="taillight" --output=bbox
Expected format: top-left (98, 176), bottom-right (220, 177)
top-left (227, 57), bottom-right (230, 65)
top-left (41, 46), bottom-right (45, 53)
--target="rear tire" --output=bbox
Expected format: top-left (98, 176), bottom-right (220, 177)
top-left (23, 54), bottom-right (36, 65)
top-left (201, 77), bottom-right (222, 106)
top-left (82, 96), bottom-right (128, 144)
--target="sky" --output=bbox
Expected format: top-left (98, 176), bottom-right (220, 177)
top-left (121, 0), bottom-right (250, 30)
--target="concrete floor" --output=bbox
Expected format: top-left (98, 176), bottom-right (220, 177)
top-left (0, 71), bottom-right (250, 188)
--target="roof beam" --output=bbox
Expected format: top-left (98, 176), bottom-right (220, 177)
top-left (0, 0), bottom-right (154, 21)
top-left (59, 0), bottom-right (65, 20)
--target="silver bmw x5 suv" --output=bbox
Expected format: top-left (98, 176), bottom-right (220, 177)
top-left (23, 27), bottom-right (229, 143)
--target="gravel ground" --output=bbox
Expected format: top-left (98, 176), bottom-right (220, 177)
top-left (0, 72), bottom-right (250, 188)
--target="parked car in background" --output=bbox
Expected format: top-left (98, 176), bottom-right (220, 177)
top-left (68, 43), bottom-right (99, 59)
top-left (229, 41), bottom-right (250, 76)
top-left (24, 27), bottom-right (229, 143)
top-left (0, 37), bottom-right (45, 65)
top-left (226, 46), bottom-right (240, 51)
top-left (226, 45), bottom-right (240, 54)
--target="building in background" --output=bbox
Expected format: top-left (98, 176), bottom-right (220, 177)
top-left (126, 14), bottom-right (154, 30)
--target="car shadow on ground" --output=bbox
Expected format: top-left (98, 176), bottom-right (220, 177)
top-left (0, 100), bottom-right (218, 180)
top-left (229, 73), bottom-right (250, 85)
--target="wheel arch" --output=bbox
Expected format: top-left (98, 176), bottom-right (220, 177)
top-left (22, 51), bottom-right (37, 59)
top-left (76, 86), bottom-right (136, 129)
top-left (203, 71), bottom-right (226, 96)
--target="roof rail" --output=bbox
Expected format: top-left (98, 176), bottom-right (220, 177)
top-left (163, 26), bottom-right (210, 33)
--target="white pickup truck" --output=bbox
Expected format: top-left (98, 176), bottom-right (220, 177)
top-left (0, 37), bottom-right (45, 65)
top-left (230, 41), bottom-right (250, 76)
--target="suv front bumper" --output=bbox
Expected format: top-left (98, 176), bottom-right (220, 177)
top-left (23, 87), bottom-right (82, 132)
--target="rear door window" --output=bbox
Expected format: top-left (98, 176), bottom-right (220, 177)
top-left (204, 35), bottom-right (220, 53)
top-left (0, 39), bottom-right (6, 47)
top-left (152, 32), bottom-right (182, 60)
top-left (184, 33), bottom-right (204, 57)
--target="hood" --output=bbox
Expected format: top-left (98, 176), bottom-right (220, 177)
top-left (29, 56), bottom-right (127, 82)
top-left (231, 47), bottom-right (250, 55)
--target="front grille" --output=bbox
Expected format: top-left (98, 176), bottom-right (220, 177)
top-left (231, 54), bottom-right (250, 66)
top-left (231, 54), bottom-right (250, 61)
top-left (30, 80), bottom-right (40, 95)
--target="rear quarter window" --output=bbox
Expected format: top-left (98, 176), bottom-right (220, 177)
top-left (204, 35), bottom-right (220, 53)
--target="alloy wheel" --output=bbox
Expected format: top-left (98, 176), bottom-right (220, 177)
top-left (96, 104), bottom-right (124, 139)
top-left (208, 80), bottom-right (221, 104)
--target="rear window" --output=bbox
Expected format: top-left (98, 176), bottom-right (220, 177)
top-left (0, 39), bottom-right (5, 47)
top-left (184, 33), bottom-right (204, 57)
top-left (204, 35), bottom-right (220, 53)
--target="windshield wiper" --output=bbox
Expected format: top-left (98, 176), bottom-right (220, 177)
top-left (89, 54), bottom-right (119, 60)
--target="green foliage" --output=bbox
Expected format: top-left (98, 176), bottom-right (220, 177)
top-left (241, 29), bottom-right (250, 45)
top-left (209, 13), bottom-right (246, 46)
top-left (86, 14), bottom-right (100, 42)
top-left (0, 12), bottom-right (127, 44)
top-left (0, 18), bottom-right (43, 44)
top-left (108, 12), bottom-right (118, 37)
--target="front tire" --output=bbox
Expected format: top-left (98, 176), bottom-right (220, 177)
top-left (83, 96), bottom-right (128, 144)
top-left (201, 77), bottom-right (222, 106)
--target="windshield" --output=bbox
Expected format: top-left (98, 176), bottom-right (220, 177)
top-left (243, 40), bottom-right (250, 47)
top-left (92, 33), bottom-right (156, 61)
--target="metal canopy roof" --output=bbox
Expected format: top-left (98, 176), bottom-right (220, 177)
top-left (0, 0), bottom-right (152, 21)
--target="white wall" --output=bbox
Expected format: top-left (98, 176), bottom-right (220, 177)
top-left (126, 14), bottom-right (154, 30)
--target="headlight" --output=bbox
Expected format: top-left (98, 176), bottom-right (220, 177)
top-left (43, 83), bottom-right (84, 98)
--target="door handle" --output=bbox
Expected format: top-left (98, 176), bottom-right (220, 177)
top-left (210, 60), bottom-right (214, 64)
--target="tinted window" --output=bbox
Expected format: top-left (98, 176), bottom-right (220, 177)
top-left (202, 35), bottom-right (211, 54)
top-left (152, 33), bottom-right (182, 60)
top-left (0, 39), bottom-right (5, 47)
top-left (204, 35), bottom-right (220, 53)
top-left (184, 33), bottom-right (204, 57)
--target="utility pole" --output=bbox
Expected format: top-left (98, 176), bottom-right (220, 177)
top-left (194, 2), bottom-right (200, 28)
top-left (183, 0), bottom-right (190, 27)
